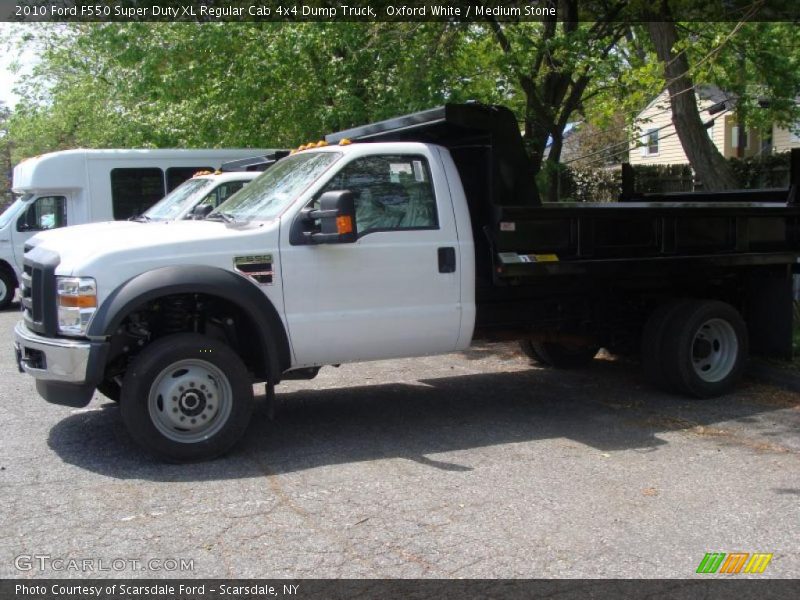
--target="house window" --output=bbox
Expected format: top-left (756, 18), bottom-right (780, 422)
top-left (791, 122), bottom-right (800, 144)
top-left (645, 128), bottom-right (659, 155)
top-left (731, 126), bottom-right (748, 149)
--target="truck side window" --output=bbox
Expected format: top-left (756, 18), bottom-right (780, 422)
top-left (197, 180), bottom-right (249, 210)
top-left (318, 155), bottom-right (438, 236)
top-left (166, 166), bottom-right (213, 192)
top-left (17, 196), bottom-right (67, 232)
top-left (110, 168), bottom-right (165, 220)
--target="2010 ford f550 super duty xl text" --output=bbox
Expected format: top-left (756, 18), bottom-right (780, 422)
top-left (14, 104), bottom-right (800, 461)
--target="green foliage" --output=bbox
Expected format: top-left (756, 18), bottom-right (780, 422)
top-left (3, 15), bottom-right (798, 195)
top-left (0, 102), bottom-right (11, 205)
top-left (728, 151), bottom-right (794, 189)
top-left (5, 22), bottom-right (511, 160)
top-left (558, 167), bottom-right (621, 203)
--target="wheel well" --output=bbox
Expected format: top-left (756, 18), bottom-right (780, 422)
top-left (103, 292), bottom-right (280, 385)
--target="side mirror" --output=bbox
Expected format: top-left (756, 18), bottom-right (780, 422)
top-left (191, 204), bottom-right (214, 219)
top-left (306, 190), bottom-right (357, 244)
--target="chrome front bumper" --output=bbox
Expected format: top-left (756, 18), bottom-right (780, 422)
top-left (14, 320), bottom-right (92, 383)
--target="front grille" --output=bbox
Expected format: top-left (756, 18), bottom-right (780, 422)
top-left (20, 265), bottom-right (36, 319)
top-left (21, 249), bottom-right (60, 336)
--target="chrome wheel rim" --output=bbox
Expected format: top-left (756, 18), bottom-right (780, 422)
top-left (148, 359), bottom-right (233, 443)
top-left (0, 278), bottom-right (7, 303)
top-left (691, 318), bottom-right (738, 383)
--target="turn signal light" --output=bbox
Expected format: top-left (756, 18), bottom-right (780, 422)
top-left (58, 295), bottom-right (97, 308)
top-left (336, 216), bottom-right (353, 235)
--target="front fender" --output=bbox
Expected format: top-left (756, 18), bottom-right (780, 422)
top-left (87, 266), bottom-right (290, 382)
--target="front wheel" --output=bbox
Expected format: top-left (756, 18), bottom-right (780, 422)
top-left (0, 269), bottom-right (15, 310)
top-left (120, 333), bottom-right (254, 462)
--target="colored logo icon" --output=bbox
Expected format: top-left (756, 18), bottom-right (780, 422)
top-left (696, 552), bottom-right (773, 574)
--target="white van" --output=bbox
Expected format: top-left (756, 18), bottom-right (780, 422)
top-left (0, 148), bottom-right (273, 307)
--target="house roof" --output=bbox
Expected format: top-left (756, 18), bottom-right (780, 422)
top-left (637, 84), bottom-right (731, 118)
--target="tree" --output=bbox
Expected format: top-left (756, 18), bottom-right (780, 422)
top-left (0, 102), bottom-right (11, 207)
top-left (4, 22), bottom-right (510, 161)
top-left (647, 17), bottom-right (738, 190)
top-left (484, 1), bottom-right (630, 201)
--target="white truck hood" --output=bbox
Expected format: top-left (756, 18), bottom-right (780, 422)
top-left (29, 219), bottom-right (279, 301)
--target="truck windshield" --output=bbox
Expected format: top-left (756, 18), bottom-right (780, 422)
top-left (0, 194), bottom-right (33, 229)
top-left (143, 178), bottom-right (213, 221)
top-left (212, 152), bottom-right (341, 222)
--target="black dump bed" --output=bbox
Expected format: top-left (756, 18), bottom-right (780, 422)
top-left (327, 104), bottom-right (800, 286)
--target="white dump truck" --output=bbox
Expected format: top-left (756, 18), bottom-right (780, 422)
top-left (13, 105), bottom-right (800, 462)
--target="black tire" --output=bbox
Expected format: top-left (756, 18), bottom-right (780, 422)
top-left (523, 340), bottom-right (599, 369)
top-left (641, 299), bottom-right (690, 391)
top-left (97, 379), bottom-right (121, 403)
top-left (660, 300), bottom-right (748, 398)
top-left (519, 339), bottom-right (550, 365)
top-left (0, 269), bottom-right (15, 310)
top-left (120, 333), bottom-right (254, 462)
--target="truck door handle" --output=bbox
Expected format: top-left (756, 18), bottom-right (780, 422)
top-left (438, 247), bottom-right (456, 273)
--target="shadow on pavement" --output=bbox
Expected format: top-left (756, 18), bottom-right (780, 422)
top-left (47, 359), bottom-right (798, 481)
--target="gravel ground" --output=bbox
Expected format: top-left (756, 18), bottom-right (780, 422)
top-left (1, 305), bottom-right (798, 579)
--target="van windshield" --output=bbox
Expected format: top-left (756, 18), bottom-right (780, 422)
top-left (211, 152), bottom-right (341, 222)
top-left (143, 178), bottom-right (213, 221)
top-left (0, 194), bottom-right (33, 229)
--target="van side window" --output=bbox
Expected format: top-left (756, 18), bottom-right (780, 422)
top-left (166, 167), bottom-right (213, 192)
top-left (17, 196), bottom-right (67, 232)
top-left (318, 155), bottom-right (438, 236)
top-left (110, 168), bottom-right (165, 219)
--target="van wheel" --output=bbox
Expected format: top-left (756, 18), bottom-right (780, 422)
top-left (97, 379), bottom-right (121, 403)
top-left (641, 299), bottom-right (689, 391)
top-left (120, 333), bottom-right (254, 462)
top-left (660, 300), bottom-right (748, 398)
top-left (521, 340), bottom-right (599, 368)
top-left (0, 269), bottom-right (14, 310)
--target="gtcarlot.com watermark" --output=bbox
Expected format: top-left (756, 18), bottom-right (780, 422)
top-left (14, 554), bottom-right (194, 573)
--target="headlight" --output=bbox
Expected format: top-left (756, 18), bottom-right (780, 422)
top-left (56, 277), bottom-right (97, 336)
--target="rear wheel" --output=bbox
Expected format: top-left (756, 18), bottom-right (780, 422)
top-left (0, 269), bottom-right (15, 310)
top-left (660, 300), bottom-right (748, 398)
top-left (520, 340), bottom-right (599, 368)
top-left (120, 333), bottom-right (254, 462)
top-left (519, 339), bottom-right (549, 365)
top-left (641, 299), bottom-right (689, 391)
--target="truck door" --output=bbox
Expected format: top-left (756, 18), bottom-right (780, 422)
top-left (281, 152), bottom-right (462, 366)
top-left (12, 195), bottom-right (69, 267)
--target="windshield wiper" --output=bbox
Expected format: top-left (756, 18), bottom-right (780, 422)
top-left (206, 211), bottom-right (235, 223)
top-left (130, 214), bottom-right (152, 222)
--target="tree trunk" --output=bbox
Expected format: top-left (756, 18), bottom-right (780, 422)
top-left (647, 19), bottom-right (738, 191)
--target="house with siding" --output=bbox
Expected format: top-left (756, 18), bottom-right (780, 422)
top-left (629, 86), bottom-right (800, 166)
